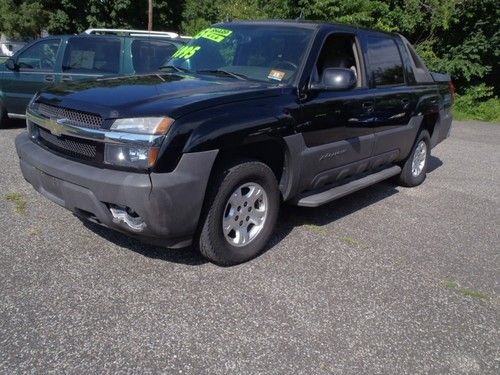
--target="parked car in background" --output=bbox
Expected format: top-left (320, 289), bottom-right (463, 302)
top-left (0, 29), bottom-right (186, 127)
top-left (0, 41), bottom-right (26, 57)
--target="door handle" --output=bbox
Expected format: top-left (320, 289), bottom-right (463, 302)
top-left (362, 101), bottom-right (374, 112)
top-left (61, 75), bottom-right (72, 82)
top-left (44, 74), bottom-right (55, 83)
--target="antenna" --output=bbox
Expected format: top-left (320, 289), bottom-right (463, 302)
top-left (296, 10), bottom-right (305, 21)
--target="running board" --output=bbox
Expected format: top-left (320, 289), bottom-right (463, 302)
top-left (8, 113), bottom-right (26, 119)
top-left (295, 165), bottom-right (401, 207)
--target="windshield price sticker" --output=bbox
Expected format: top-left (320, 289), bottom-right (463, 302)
top-left (194, 28), bottom-right (233, 43)
top-left (172, 45), bottom-right (201, 59)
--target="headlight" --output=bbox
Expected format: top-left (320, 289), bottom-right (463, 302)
top-left (110, 117), bottom-right (174, 135)
top-left (104, 144), bottom-right (160, 169)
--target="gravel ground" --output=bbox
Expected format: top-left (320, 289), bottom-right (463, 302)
top-left (0, 120), bottom-right (499, 374)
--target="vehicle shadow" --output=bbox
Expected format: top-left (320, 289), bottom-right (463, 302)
top-left (81, 220), bottom-right (208, 266)
top-left (263, 155), bottom-right (444, 255)
top-left (5, 118), bottom-right (25, 128)
top-left (428, 155), bottom-right (443, 173)
top-left (82, 156), bottom-right (444, 265)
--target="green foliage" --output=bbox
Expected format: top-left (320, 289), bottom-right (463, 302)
top-left (181, 0), bottom-right (295, 36)
top-left (419, 0), bottom-right (499, 92)
top-left (300, 0), bottom-right (394, 31)
top-left (0, 0), bottom-right (49, 38)
top-left (453, 85), bottom-right (500, 122)
top-left (0, 1), bottom-right (185, 36)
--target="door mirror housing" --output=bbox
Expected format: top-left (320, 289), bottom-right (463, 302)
top-left (5, 58), bottom-right (18, 71)
top-left (310, 68), bottom-right (357, 91)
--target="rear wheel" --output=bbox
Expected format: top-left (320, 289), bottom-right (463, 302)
top-left (398, 130), bottom-right (431, 187)
top-left (197, 160), bottom-right (280, 266)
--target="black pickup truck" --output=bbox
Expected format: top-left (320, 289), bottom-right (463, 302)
top-left (15, 21), bottom-right (453, 265)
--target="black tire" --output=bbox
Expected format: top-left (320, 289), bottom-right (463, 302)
top-left (197, 159), bottom-right (280, 266)
top-left (398, 130), bottom-right (431, 187)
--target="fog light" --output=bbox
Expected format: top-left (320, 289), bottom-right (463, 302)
top-left (27, 121), bottom-right (39, 140)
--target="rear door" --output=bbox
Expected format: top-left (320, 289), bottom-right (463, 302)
top-left (363, 35), bottom-right (418, 159)
top-left (60, 36), bottom-right (122, 84)
top-left (2, 38), bottom-right (62, 114)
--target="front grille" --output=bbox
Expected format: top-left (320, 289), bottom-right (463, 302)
top-left (36, 103), bottom-right (103, 130)
top-left (38, 127), bottom-right (102, 161)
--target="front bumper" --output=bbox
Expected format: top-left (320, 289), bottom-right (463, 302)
top-left (16, 133), bottom-right (218, 248)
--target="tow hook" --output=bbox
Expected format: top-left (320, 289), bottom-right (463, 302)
top-left (109, 205), bottom-right (146, 232)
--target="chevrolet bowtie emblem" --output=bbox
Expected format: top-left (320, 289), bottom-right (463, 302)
top-left (47, 118), bottom-right (66, 137)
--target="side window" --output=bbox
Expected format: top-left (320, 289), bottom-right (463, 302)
top-left (62, 37), bottom-right (121, 74)
top-left (314, 34), bottom-right (361, 87)
top-left (17, 39), bottom-right (61, 71)
top-left (366, 36), bottom-right (405, 86)
top-left (132, 40), bottom-right (178, 73)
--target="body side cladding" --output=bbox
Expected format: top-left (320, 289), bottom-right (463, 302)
top-left (373, 114), bottom-right (423, 160)
top-left (281, 114), bottom-right (428, 201)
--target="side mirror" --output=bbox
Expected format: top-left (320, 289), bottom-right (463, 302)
top-left (5, 58), bottom-right (17, 71)
top-left (310, 68), bottom-right (357, 91)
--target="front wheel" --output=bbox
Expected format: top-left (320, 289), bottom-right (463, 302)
top-left (197, 160), bottom-right (280, 266)
top-left (398, 130), bottom-right (431, 187)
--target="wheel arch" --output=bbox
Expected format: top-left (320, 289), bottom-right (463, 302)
top-left (211, 137), bottom-right (288, 197)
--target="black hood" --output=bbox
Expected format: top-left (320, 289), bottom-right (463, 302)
top-left (35, 73), bottom-right (283, 119)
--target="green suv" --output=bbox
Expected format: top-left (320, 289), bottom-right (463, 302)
top-left (0, 30), bottom-right (185, 128)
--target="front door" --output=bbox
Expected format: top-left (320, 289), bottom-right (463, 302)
top-left (2, 38), bottom-right (62, 114)
top-left (297, 33), bottom-right (375, 191)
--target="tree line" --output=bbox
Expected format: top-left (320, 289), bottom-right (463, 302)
top-left (0, 0), bottom-right (498, 120)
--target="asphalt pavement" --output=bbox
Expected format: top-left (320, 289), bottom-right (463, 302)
top-left (0, 120), bottom-right (499, 374)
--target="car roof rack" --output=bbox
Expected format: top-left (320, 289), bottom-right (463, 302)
top-left (84, 28), bottom-right (180, 38)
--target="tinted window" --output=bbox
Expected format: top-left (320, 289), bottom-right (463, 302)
top-left (366, 36), bottom-right (404, 86)
top-left (406, 42), bottom-right (425, 69)
top-left (132, 39), bottom-right (178, 73)
top-left (17, 39), bottom-right (60, 71)
top-left (62, 37), bottom-right (121, 74)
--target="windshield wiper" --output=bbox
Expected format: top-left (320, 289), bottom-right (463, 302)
top-left (196, 69), bottom-right (249, 81)
top-left (159, 64), bottom-right (192, 73)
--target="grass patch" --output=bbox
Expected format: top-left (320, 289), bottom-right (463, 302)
top-left (339, 235), bottom-right (368, 249)
top-left (453, 85), bottom-right (500, 123)
top-left (28, 226), bottom-right (41, 236)
top-left (440, 278), bottom-right (490, 300)
top-left (458, 288), bottom-right (490, 300)
top-left (441, 278), bottom-right (459, 289)
top-left (304, 224), bottom-right (327, 235)
top-left (5, 192), bottom-right (27, 214)
top-left (340, 235), bottom-right (360, 246)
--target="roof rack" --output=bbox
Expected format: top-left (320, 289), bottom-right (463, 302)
top-left (84, 28), bottom-right (179, 38)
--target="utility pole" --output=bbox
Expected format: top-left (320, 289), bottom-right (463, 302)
top-left (148, 0), bottom-right (153, 31)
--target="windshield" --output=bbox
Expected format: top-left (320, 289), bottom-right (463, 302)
top-left (165, 25), bottom-right (314, 83)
